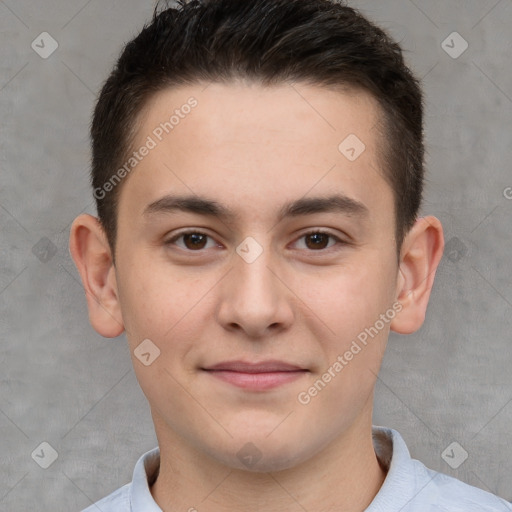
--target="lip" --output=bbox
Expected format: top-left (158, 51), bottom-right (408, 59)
top-left (202, 360), bottom-right (309, 390)
top-left (203, 360), bottom-right (306, 373)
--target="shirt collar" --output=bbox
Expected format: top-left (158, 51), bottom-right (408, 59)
top-left (130, 446), bottom-right (162, 511)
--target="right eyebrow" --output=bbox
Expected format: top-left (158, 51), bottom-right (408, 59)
top-left (143, 194), bottom-right (238, 222)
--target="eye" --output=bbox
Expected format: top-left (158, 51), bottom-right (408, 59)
top-left (165, 229), bottom-right (347, 253)
top-left (165, 230), bottom-right (219, 251)
top-left (292, 230), bottom-right (346, 251)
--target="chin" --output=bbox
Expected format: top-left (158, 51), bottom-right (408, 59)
top-left (207, 434), bottom-right (317, 473)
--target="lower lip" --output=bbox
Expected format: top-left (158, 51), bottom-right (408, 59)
top-left (204, 370), bottom-right (307, 390)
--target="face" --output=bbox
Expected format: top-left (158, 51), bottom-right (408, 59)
top-left (113, 82), bottom-right (400, 471)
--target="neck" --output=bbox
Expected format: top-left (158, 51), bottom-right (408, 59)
top-left (150, 410), bottom-right (387, 512)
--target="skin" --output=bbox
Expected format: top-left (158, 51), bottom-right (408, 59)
top-left (70, 81), bottom-right (444, 511)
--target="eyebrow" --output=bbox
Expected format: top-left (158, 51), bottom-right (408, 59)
top-left (143, 193), bottom-right (369, 223)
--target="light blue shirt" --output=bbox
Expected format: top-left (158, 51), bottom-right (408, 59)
top-left (82, 426), bottom-right (512, 511)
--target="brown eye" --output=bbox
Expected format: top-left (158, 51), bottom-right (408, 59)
top-left (182, 233), bottom-right (208, 250)
top-left (304, 232), bottom-right (331, 250)
top-left (166, 231), bottom-right (218, 251)
top-left (294, 231), bottom-right (342, 251)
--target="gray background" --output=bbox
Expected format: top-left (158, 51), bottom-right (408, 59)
top-left (1, 0), bottom-right (511, 510)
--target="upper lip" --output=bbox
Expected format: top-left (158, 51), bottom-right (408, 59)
top-left (202, 360), bottom-right (307, 373)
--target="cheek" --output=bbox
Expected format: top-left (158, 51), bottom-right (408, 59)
top-left (117, 255), bottom-right (217, 362)
top-left (305, 263), bottom-right (383, 328)
top-left (117, 252), bottom-right (173, 326)
top-left (116, 255), bottom-right (169, 347)
top-left (305, 257), bottom-right (395, 363)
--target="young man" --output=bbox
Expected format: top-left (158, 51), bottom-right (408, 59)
top-left (69, 0), bottom-right (512, 510)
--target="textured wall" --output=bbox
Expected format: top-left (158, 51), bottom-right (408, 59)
top-left (0, 0), bottom-right (511, 509)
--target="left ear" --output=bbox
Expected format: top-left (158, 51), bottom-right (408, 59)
top-left (390, 216), bottom-right (444, 335)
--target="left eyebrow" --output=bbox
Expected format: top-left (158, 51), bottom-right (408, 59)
top-left (277, 194), bottom-right (369, 221)
top-left (143, 193), bottom-right (369, 222)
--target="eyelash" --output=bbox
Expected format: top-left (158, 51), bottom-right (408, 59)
top-left (165, 229), bottom-right (347, 253)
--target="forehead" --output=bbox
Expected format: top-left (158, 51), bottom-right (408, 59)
top-left (121, 81), bottom-right (392, 227)
top-left (138, 81), bottom-right (381, 157)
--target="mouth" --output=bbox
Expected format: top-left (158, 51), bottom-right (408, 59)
top-left (201, 360), bottom-right (309, 391)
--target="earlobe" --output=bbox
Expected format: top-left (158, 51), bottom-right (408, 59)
top-left (390, 216), bottom-right (444, 335)
top-left (69, 214), bottom-right (125, 338)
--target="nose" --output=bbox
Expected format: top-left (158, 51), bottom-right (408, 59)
top-left (215, 241), bottom-right (295, 339)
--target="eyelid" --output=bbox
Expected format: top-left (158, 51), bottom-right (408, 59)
top-left (165, 228), bottom-right (221, 250)
top-left (290, 228), bottom-right (348, 251)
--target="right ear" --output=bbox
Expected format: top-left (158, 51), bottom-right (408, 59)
top-left (68, 214), bottom-right (125, 338)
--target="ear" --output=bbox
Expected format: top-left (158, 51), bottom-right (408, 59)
top-left (390, 216), bottom-right (444, 335)
top-left (68, 214), bottom-right (125, 338)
